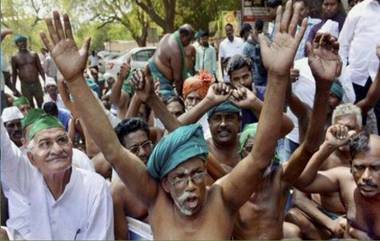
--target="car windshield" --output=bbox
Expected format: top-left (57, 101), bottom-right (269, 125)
top-left (132, 49), bottom-right (155, 62)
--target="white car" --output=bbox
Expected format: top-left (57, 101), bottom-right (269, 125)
top-left (105, 47), bottom-right (156, 77)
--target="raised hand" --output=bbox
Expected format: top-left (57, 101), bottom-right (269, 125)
top-left (118, 62), bottom-right (131, 80)
top-left (325, 124), bottom-right (351, 148)
top-left (205, 83), bottom-right (231, 105)
top-left (230, 87), bottom-right (257, 109)
top-left (130, 69), bottom-right (154, 102)
top-left (259, 1), bottom-right (307, 75)
top-left (290, 68), bottom-right (300, 82)
top-left (40, 12), bottom-right (90, 82)
top-left (307, 33), bottom-right (342, 84)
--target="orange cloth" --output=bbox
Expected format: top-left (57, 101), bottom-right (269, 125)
top-left (183, 72), bottom-right (213, 98)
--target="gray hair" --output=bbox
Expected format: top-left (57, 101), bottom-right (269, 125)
top-left (332, 103), bottom-right (362, 128)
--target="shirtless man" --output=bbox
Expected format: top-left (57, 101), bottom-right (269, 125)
top-left (11, 35), bottom-right (45, 108)
top-left (112, 118), bottom-right (151, 240)
top-left (295, 125), bottom-right (380, 240)
top-left (111, 62), bottom-right (131, 119)
top-left (149, 24), bottom-right (194, 99)
top-left (40, 5), bottom-right (304, 238)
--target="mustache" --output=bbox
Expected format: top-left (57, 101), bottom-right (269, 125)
top-left (359, 182), bottom-right (378, 189)
top-left (177, 192), bottom-right (197, 203)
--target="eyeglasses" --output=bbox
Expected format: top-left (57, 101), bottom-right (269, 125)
top-left (128, 140), bottom-right (152, 155)
top-left (169, 171), bottom-right (207, 189)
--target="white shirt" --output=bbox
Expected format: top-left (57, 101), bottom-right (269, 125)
top-left (72, 148), bottom-right (95, 172)
top-left (219, 37), bottom-right (244, 59)
top-left (0, 118), bottom-right (114, 240)
top-left (89, 55), bottom-right (99, 67)
top-left (338, 0), bottom-right (380, 86)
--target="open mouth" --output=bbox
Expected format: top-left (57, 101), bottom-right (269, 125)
top-left (218, 130), bottom-right (231, 137)
top-left (185, 196), bottom-right (199, 209)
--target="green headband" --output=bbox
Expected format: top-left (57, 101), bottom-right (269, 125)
top-left (28, 115), bottom-right (64, 140)
top-left (21, 108), bottom-right (46, 129)
top-left (13, 96), bottom-right (30, 108)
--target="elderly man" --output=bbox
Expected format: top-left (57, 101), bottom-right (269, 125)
top-left (11, 35), bottom-right (45, 108)
top-left (13, 96), bottom-right (31, 116)
top-left (0, 115), bottom-right (113, 240)
top-left (43, 77), bottom-right (66, 110)
top-left (40, 3), bottom-right (306, 238)
top-left (149, 24), bottom-right (194, 99)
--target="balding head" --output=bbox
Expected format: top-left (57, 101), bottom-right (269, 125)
top-left (179, 24), bottom-right (194, 46)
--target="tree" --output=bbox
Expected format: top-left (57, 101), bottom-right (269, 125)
top-left (90, 0), bottom-right (150, 46)
top-left (134, 0), bottom-right (176, 33)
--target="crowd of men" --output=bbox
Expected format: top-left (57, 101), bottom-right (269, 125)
top-left (1, 0), bottom-right (380, 240)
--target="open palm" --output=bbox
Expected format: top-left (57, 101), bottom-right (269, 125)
top-left (308, 33), bottom-right (341, 83)
top-left (259, 1), bottom-right (308, 75)
top-left (40, 12), bottom-right (90, 82)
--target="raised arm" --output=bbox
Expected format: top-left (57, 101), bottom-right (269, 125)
top-left (111, 62), bottom-right (130, 109)
top-left (231, 86), bottom-right (294, 137)
top-left (295, 124), bottom-right (351, 192)
top-left (131, 69), bottom-right (180, 132)
top-left (217, 1), bottom-right (308, 211)
top-left (282, 33), bottom-right (342, 184)
top-left (356, 45), bottom-right (380, 114)
top-left (177, 83), bottom-right (231, 125)
top-left (40, 12), bottom-right (158, 206)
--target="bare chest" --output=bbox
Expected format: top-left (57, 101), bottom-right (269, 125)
top-left (15, 53), bottom-right (36, 67)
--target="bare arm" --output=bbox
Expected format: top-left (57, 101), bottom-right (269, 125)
top-left (11, 57), bottom-right (18, 88)
top-left (125, 94), bottom-right (142, 119)
top-left (170, 49), bottom-right (183, 97)
top-left (35, 53), bottom-right (45, 81)
top-left (111, 63), bottom-right (130, 108)
top-left (218, 2), bottom-right (308, 211)
top-left (40, 12), bottom-right (159, 206)
top-left (282, 33), bottom-right (342, 184)
top-left (131, 69), bottom-right (180, 132)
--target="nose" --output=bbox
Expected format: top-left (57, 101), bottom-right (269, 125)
top-left (51, 141), bottom-right (64, 154)
top-left (362, 168), bottom-right (372, 183)
top-left (185, 177), bottom-right (197, 191)
top-left (219, 116), bottom-right (226, 127)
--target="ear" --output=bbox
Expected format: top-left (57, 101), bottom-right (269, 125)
top-left (27, 152), bottom-right (37, 167)
top-left (161, 177), bottom-right (171, 193)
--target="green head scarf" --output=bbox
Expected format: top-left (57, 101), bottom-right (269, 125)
top-left (147, 124), bottom-right (208, 180)
top-left (207, 101), bottom-right (241, 120)
top-left (13, 96), bottom-right (30, 108)
top-left (21, 108), bottom-right (46, 129)
top-left (330, 80), bottom-right (344, 101)
top-left (239, 123), bottom-right (281, 164)
top-left (28, 115), bottom-right (64, 140)
top-left (14, 35), bottom-right (27, 43)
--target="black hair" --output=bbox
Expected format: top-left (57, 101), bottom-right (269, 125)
top-left (164, 96), bottom-right (185, 112)
top-left (255, 20), bottom-right (264, 31)
top-left (42, 101), bottom-right (58, 117)
top-left (267, 0), bottom-right (282, 8)
top-left (225, 23), bottom-right (233, 29)
top-left (114, 118), bottom-right (150, 147)
top-left (226, 54), bottom-right (253, 76)
top-left (350, 131), bottom-right (370, 158)
top-left (199, 30), bottom-right (209, 38)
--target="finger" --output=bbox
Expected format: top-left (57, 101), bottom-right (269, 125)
top-left (80, 37), bottom-right (91, 58)
top-left (280, 0), bottom-right (292, 33)
top-left (295, 17), bottom-right (308, 45)
top-left (45, 17), bottom-right (59, 45)
top-left (258, 33), bottom-right (271, 59)
top-left (63, 14), bottom-right (74, 40)
top-left (274, 6), bottom-right (282, 35)
top-left (332, 41), bottom-right (340, 55)
top-left (288, 2), bottom-right (301, 37)
top-left (53, 11), bottom-right (65, 41)
top-left (40, 32), bottom-right (54, 52)
top-left (306, 42), bottom-right (313, 58)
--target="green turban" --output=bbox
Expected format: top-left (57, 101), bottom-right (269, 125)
top-left (207, 101), bottom-right (241, 119)
top-left (28, 115), bottom-right (64, 140)
top-left (21, 108), bottom-right (46, 129)
top-left (147, 124), bottom-right (208, 180)
top-left (13, 96), bottom-right (30, 108)
top-left (14, 35), bottom-right (27, 43)
top-left (239, 123), bottom-right (258, 155)
top-left (239, 123), bottom-right (280, 164)
top-left (330, 81), bottom-right (344, 100)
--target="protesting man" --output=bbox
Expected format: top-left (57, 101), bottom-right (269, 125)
top-left (40, 3), bottom-right (306, 238)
